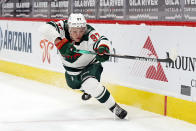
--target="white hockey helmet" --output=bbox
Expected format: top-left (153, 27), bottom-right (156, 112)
top-left (68, 13), bottom-right (87, 28)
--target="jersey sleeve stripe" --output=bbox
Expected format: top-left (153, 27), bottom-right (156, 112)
top-left (93, 36), bottom-right (109, 50)
top-left (47, 21), bottom-right (60, 33)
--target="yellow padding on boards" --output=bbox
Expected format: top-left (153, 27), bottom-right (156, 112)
top-left (104, 83), bottom-right (165, 115)
top-left (167, 96), bottom-right (196, 124)
top-left (0, 60), bottom-right (66, 88)
top-left (0, 60), bottom-right (164, 115)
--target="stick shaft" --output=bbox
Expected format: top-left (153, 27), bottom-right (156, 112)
top-left (76, 50), bottom-right (172, 63)
top-left (108, 54), bottom-right (170, 62)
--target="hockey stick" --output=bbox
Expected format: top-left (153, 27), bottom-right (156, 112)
top-left (75, 49), bottom-right (177, 63)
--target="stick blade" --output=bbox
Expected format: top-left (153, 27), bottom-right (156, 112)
top-left (169, 48), bottom-right (178, 62)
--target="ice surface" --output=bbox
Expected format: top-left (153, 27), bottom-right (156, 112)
top-left (0, 72), bottom-right (196, 131)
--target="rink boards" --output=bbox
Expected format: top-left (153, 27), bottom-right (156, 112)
top-left (0, 18), bottom-right (196, 124)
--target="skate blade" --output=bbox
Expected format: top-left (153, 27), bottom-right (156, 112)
top-left (113, 113), bottom-right (129, 120)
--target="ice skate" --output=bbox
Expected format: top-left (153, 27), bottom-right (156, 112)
top-left (110, 103), bottom-right (127, 119)
top-left (81, 92), bottom-right (91, 100)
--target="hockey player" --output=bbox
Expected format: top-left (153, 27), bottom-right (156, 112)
top-left (39, 13), bottom-right (127, 119)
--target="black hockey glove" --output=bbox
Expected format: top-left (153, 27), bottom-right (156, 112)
top-left (55, 38), bottom-right (76, 56)
top-left (95, 45), bottom-right (110, 62)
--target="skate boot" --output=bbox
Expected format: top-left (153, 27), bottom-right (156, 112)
top-left (110, 103), bottom-right (127, 119)
top-left (81, 92), bottom-right (91, 100)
